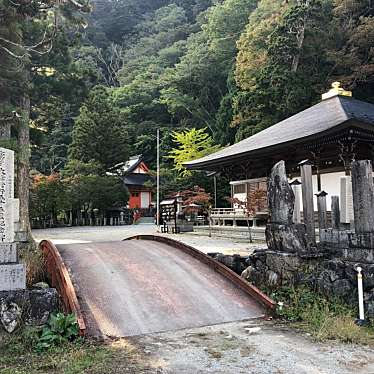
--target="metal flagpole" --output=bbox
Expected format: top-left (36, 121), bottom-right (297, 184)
top-left (156, 128), bottom-right (160, 229)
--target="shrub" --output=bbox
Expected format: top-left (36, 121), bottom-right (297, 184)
top-left (20, 248), bottom-right (48, 288)
top-left (267, 285), bottom-right (374, 345)
top-left (36, 313), bottom-right (79, 351)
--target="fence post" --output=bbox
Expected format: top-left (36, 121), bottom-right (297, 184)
top-left (299, 159), bottom-right (315, 244)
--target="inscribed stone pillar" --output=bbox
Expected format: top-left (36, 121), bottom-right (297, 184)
top-left (0, 148), bottom-right (14, 242)
top-left (299, 159), bottom-right (315, 244)
top-left (0, 147), bottom-right (26, 291)
top-left (340, 176), bottom-right (354, 224)
top-left (267, 161), bottom-right (294, 224)
top-left (351, 160), bottom-right (374, 234)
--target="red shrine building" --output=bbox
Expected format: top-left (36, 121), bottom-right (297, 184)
top-left (115, 155), bottom-right (154, 209)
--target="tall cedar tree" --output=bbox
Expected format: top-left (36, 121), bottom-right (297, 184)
top-left (0, 0), bottom-right (90, 241)
top-left (69, 86), bottom-right (129, 170)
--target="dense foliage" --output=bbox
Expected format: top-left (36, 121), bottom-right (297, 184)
top-left (1, 0), bottom-right (374, 224)
top-left (53, 0), bottom-right (374, 161)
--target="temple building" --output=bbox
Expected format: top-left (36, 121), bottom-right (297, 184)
top-left (112, 155), bottom-right (154, 209)
top-left (185, 83), bottom-right (374, 233)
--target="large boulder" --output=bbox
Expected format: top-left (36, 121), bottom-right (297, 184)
top-left (266, 223), bottom-right (309, 254)
top-left (267, 161), bottom-right (294, 225)
top-left (0, 289), bottom-right (59, 333)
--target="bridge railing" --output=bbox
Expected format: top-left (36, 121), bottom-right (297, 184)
top-left (124, 234), bottom-right (276, 312)
top-left (39, 240), bottom-right (86, 335)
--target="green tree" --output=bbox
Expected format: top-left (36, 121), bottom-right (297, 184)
top-left (68, 175), bottom-right (129, 215)
top-left (233, 0), bottom-right (333, 139)
top-left (61, 159), bottom-right (129, 224)
top-left (168, 127), bottom-right (221, 176)
top-left (30, 32), bottom-right (98, 174)
top-left (329, 0), bottom-right (374, 102)
top-left (69, 86), bottom-right (129, 170)
top-left (160, 0), bottom-right (258, 144)
top-left (30, 173), bottom-right (68, 227)
top-left (0, 0), bottom-right (90, 239)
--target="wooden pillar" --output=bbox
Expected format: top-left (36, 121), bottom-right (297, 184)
top-left (299, 159), bottom-right (315, 244)
top-left (331, 196), bottom-right (340, 230)
top-left (317, 172), bottom-right (322, 192)
top-left (316, 191), bottom-right (328, 232)
top-left (351, 160), bottom-right (374, 234)
top-left (290, 179), bottom-right (302, 224)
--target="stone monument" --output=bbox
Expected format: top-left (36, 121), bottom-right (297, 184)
top-left (265, 160), bottom-right (310, 255)
top-left (0, 147), bottom-right (26, 291)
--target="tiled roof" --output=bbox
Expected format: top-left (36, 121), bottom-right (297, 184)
top-left (124, 173), bottom-right (153, 186)
top-left (185, 96), bottom-right (374, 169)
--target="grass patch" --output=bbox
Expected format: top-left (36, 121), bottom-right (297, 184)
top-left (0, 328), bottom-right (156, 374)
top-left (267, 286), bottom-right (374, 345)
top-left (19, 248), bottom-right (47, 288)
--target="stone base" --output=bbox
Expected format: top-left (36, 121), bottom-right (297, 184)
top-left (0, 264), bottom-right (26, 291)
top-left (0, 289), bottom-right (59, 333)
top-left (265, 223), bottom-right (310, 254)
top-left (14, 231), bottom-right (28, 243)
top-left (0, 243), bottom-right (17, 263)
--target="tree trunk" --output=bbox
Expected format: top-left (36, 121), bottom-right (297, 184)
top-left (291, 24), bottom-right (305, 73)
top-left (18, 88), bottom-right (32, 242)
top-left (246, 217), bottom-right (253, 243)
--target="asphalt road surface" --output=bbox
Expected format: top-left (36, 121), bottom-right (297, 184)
top-left (57, 240), bottom-right (264, 338)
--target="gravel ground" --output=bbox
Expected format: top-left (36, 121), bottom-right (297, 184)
top-left (131, 320), bottom-right (374, 374)
top-left (32, 225), bottom-right (265, 255)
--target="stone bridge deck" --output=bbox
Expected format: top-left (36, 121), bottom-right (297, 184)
top-left (57, 239), bottom-right (266, 338)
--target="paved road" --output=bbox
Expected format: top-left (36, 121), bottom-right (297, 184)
top-left (57, 239), bottom-right (264, 338)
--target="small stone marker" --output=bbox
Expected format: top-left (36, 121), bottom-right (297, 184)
top-left (0, 148), bottom-right (25, 291)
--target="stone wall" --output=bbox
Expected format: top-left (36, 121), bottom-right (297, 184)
top-left (242, 160), bottom-right (374, 319)
top-left (0, 287), bottom-right (59, 333)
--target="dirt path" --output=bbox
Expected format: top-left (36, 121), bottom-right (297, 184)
top-left (128, 320), bottom-right (374, 374)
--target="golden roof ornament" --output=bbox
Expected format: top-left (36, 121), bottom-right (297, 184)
top-left (322, 82), bottom-right (352, 100)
